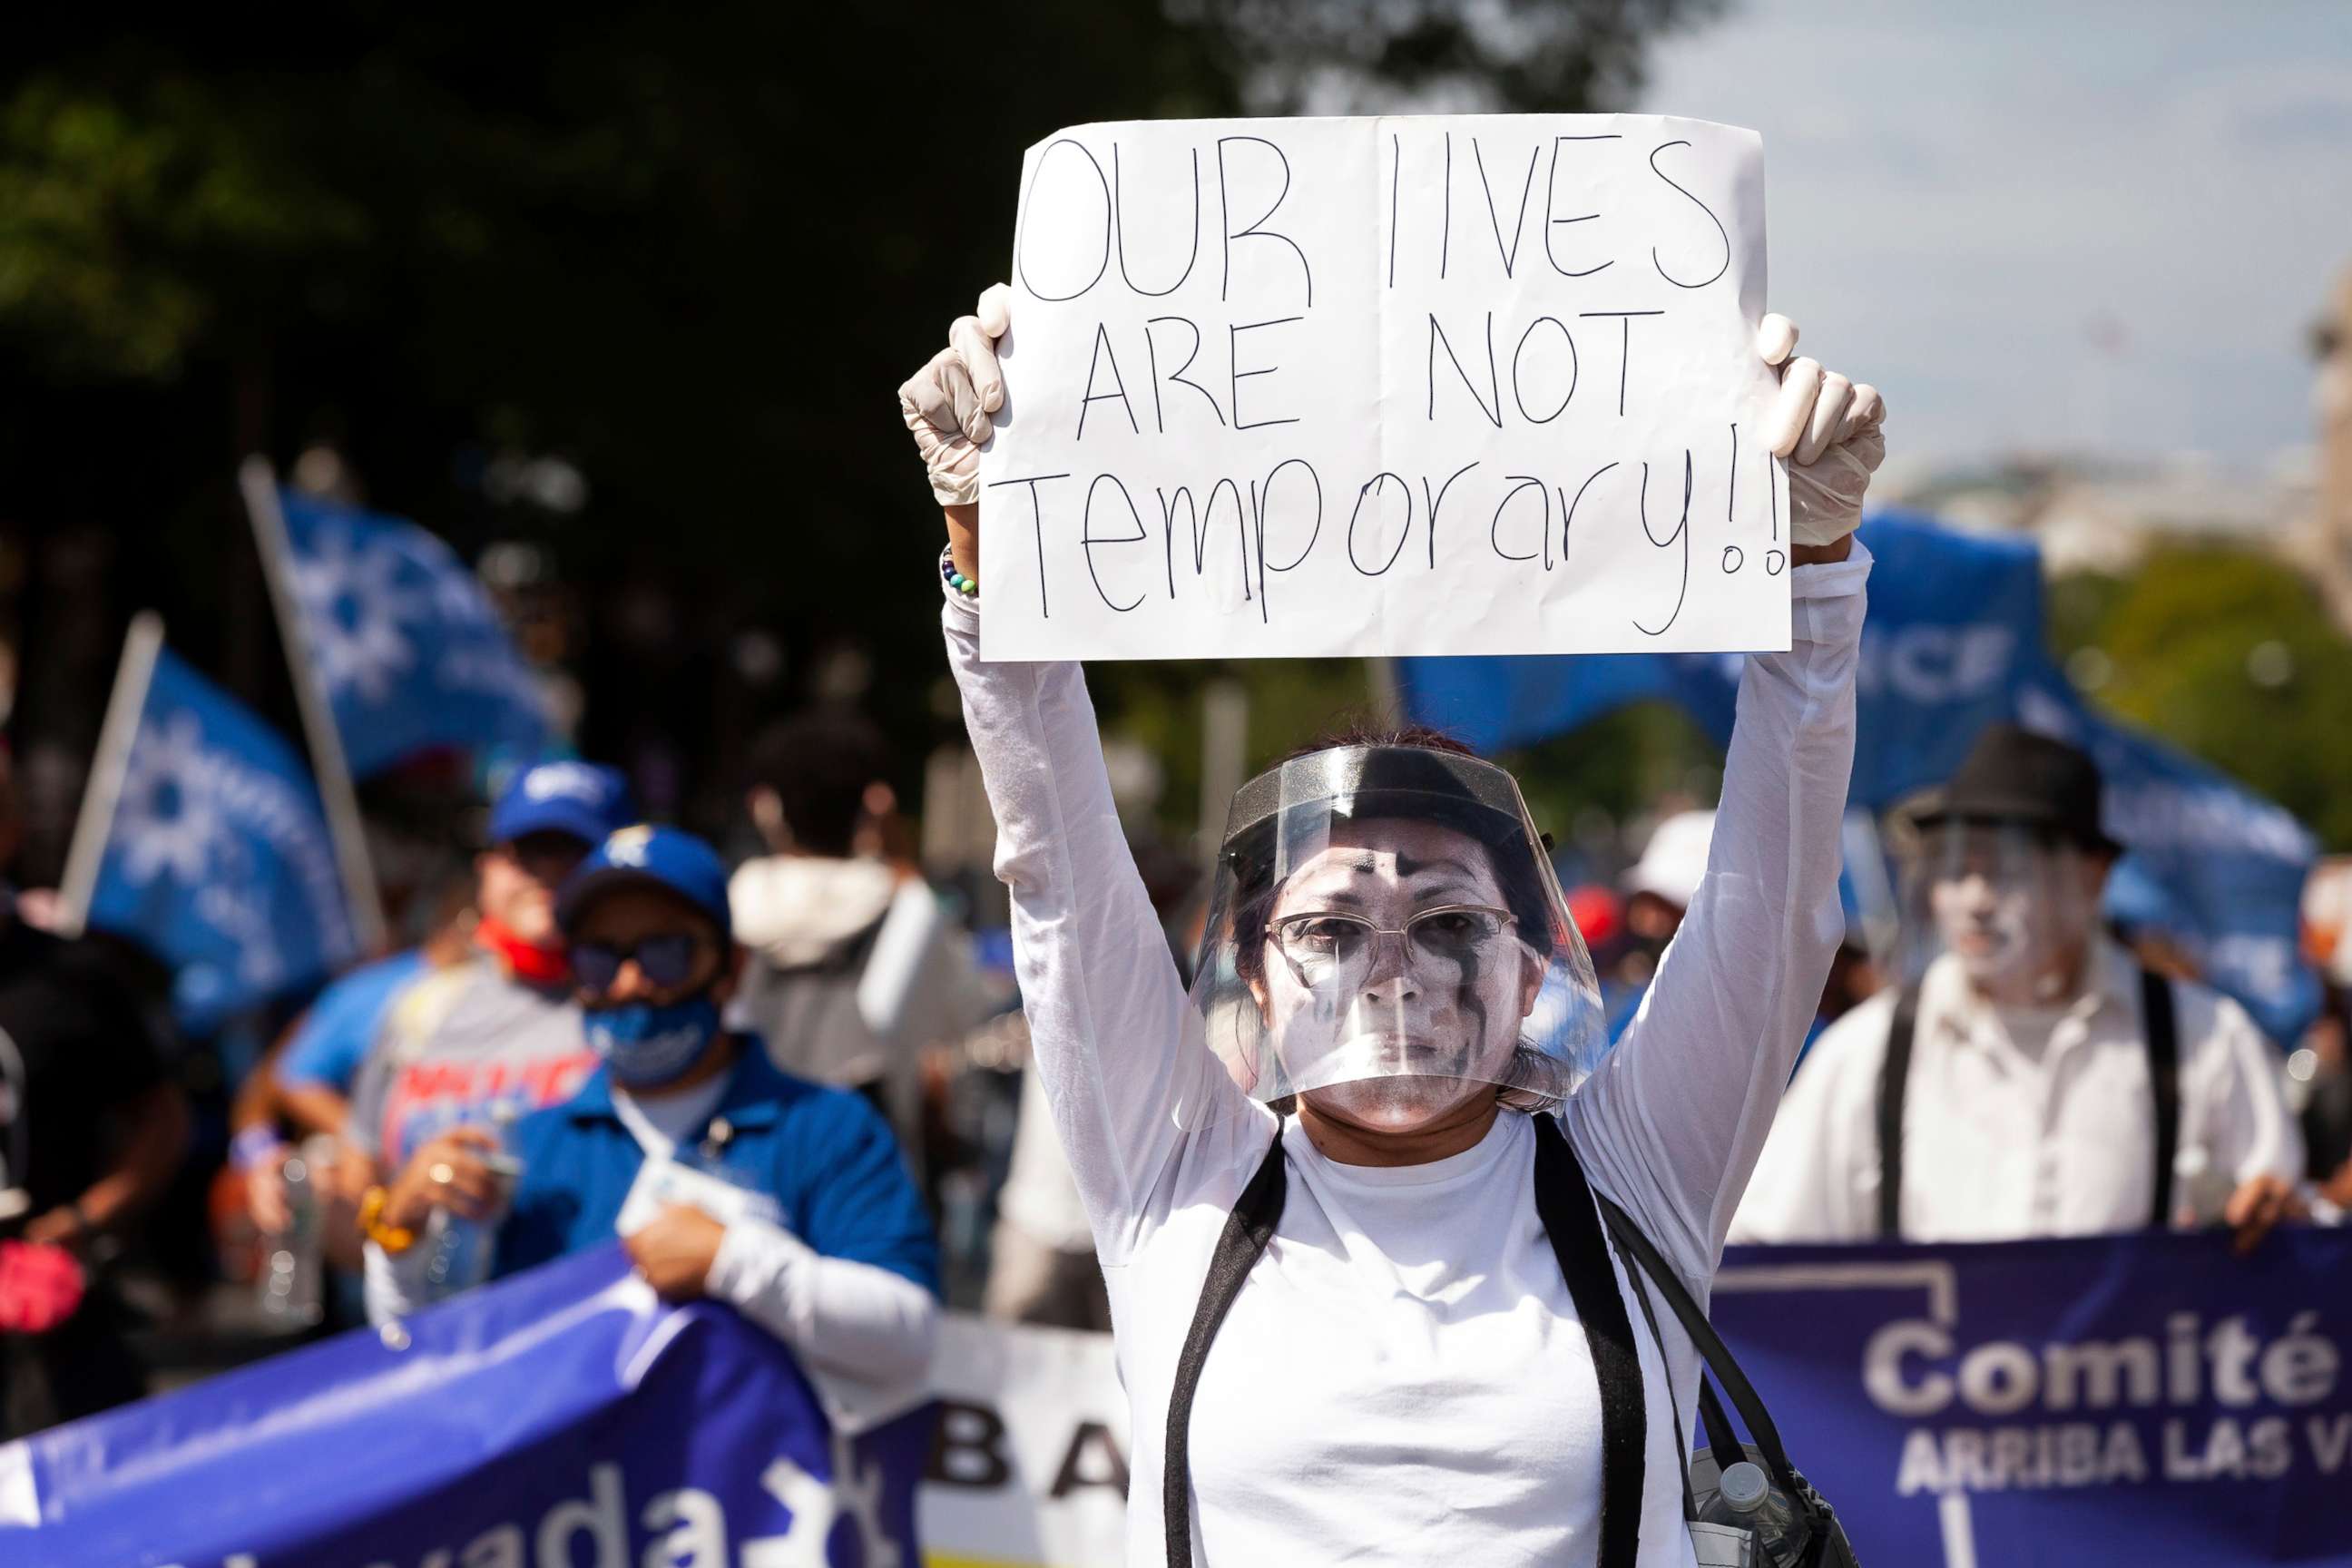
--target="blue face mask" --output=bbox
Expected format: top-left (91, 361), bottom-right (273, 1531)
top-left (583, 993), bottom-right (722, 1090)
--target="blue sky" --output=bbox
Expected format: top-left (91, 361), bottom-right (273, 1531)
top-left (1634, 1), bottom-right (2352, 467)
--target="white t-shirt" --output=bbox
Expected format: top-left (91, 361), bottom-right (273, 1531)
top-left (942, 544), bottom-right (1872, 1567)
top-left (1181, 1109), bottom-right (1682, 1564)
top-left (609, 1072), bottom-right (731, 1161)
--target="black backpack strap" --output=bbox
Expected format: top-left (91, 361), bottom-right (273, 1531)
top-left (1532, 1114), bottom-right (1646, 1568)
top-left (1698, 1377), bottom-right (1746, 1469)
top-left (1875, 985), bottom-right (1923, 1240)
top-left (1163, 1120), bottom-right (1288, 1568)
top-left (1596, 1194), bottom-right (1809, 1509)
top-left (1613, 1231), bottom-right (1701, 1524)
top-left (1612, 1226), bottom-right (1778, 1524)
top-left (2141, 967), bottom-right (2180, 1230)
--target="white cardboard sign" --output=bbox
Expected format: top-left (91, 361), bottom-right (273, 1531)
top-left (976, 114), bottom-right (1788, 662)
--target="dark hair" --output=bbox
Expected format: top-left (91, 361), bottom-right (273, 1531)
top-left (1274, 720), bottom-right (1479, 766)
top-left (1224, 722), bottom-right (1558, 991)
top-left (747, 709), bottom-right (889, 858)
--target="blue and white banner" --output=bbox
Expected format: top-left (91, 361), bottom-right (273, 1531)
top-left (79, 644), bottom-right (358, 1032)
top-left (6, 1233), bottom-right (2347, 1566)
top-left (1710, 1228), bottom-right (2352, 1564)
top-left (272, 488), bottom-right (550, 778)
top-left (1396, 511), bottom-right (2322, 1042)
top-left (0, 1245), bottom-right (930, 1568)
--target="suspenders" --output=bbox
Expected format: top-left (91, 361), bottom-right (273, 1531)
top-left (1877, 968), bottom-right (2181, 1240)
top-left (1161, 1115), bottom-right (1650, 1568)
top-left (2141, 968), bottom-right (2180, 1228)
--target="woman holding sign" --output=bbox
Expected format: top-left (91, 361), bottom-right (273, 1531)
top-left (903, 286), bottom-right (1881, 1565)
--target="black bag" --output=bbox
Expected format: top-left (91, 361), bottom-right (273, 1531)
top-left (1595, 1188), bottom-right (1861, 1568)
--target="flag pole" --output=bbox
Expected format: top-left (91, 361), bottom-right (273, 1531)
top-left (240, 456), bottom-right (387, 952)
top-left (56, 612), bottom-right (167, 937)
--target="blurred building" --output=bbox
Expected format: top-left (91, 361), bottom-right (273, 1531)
top-left (1877, 263), bottom-right (2352, 599)
top-left (2315, 265), bottom-right (2352, 630)
top-left (1877, 452), bottom-right (2317, 579)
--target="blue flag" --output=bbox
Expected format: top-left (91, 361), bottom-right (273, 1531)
top-left (81, 647), bottom-right (358, 1031)
top-left (1396, 511), bottom-right (2049, 805)
top-left (0, 1245), bottom-right (933, 1568)
top-left (1397, 513), bottom-right (2322, 1041)
top-left (273, 488), bottom-right (550, 777)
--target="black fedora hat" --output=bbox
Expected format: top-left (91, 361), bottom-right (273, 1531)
top-left (1910, 723), bottom-right (2121, 857)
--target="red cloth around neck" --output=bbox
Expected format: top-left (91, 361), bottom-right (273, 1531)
top-left (476, 916), bottom-right (571, 987)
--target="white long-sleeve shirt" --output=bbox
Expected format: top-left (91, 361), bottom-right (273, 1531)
top-left (1730, 944), bottom-right (2306, 1244)
top-left (945, 544), bottom-right (1869, 1567)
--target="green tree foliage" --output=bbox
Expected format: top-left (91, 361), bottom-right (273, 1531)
top-left (1177, 0), bottom-right (1715, 113)
top-left (2056, 546), bottom-right (2352, 850)
top-left (0, 4), bottom-right (1718, 837)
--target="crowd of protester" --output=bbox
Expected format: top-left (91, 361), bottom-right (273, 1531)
top-left (2, 698), bottom-right (2350, 1443)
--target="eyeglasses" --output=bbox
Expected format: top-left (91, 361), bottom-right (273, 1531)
top-left (1266, 904), bottom-right (1517, 986)
top-left (571, 933), bottom-right (704, 995)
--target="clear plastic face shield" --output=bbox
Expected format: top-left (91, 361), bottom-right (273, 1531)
top-left (1899, 819), bottom-right (2109, 1007)
top-left (1191, 746), bottom-right (1608, 1129)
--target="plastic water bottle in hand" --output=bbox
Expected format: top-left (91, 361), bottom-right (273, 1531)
top-left (420, 1113), bottom-right (524, 1302)
top-left (255, 1139), bottom-right (328, 1325)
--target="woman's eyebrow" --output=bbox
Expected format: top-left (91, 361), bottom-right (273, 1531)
top-left (1392, 854), bottom-right (1477, 880)
top-left (1302, 854), bottom-right (1481, 890)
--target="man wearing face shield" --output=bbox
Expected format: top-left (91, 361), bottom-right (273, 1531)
top-left (901, 288), bottom-right (1879, 1566)
top-left (1732, 725), bottom-right (2306, 1250)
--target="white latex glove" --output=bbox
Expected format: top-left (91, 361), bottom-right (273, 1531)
top-left (1755, 314), bottom-right (1886, 548)
top-left (898, 284), bottom-right (1013, 507)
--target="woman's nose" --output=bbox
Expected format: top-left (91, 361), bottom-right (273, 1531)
top-left (1359, 930), bottom-right (1420, 996)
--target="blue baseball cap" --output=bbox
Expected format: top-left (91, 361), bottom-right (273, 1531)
top-left (487, 760), bottom-right (636, 848)
top-left (556, 825), bottom-right (733, 945)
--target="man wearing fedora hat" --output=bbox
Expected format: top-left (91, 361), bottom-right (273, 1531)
top-left (1732, 724), bottom-right (2305, 1250)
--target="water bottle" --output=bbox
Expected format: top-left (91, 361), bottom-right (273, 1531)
top-left (256, 1141), bottom-right (325, 1326)
top-left (2172, 1145), bottom-right (2236, 1229)
top-left (419, 1115), bottom-right (524, 1302)
top-left (1699, 1461), bottom-right (1800, 1564)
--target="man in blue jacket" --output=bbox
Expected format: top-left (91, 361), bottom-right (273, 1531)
top-left (368, 825), bottom-right (938, 1416)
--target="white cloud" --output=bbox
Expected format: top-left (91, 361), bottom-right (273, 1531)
top-left (1639, 1), bottom-right (2352, 465)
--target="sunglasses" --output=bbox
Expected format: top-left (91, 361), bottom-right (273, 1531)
top-left (571, 933), bottom-right (704, 994)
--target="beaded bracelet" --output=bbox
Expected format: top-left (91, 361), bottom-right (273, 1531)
top-left (230, 1122), bottom-right (289, 1172)
top-left (941, 552), bottom-right (979, 599)
top-left (358, 1185), bottom-right (418, 1255)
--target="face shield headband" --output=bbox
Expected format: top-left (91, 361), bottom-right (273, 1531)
top-left (1191, 745), bottom-right (1607, 1120)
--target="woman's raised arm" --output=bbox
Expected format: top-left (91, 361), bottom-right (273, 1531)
top-left (1567, 325), bottom-right (1884, 1281)
top-left (903, 292), bottom-right (1250, 1265)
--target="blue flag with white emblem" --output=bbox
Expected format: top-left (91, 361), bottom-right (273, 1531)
top-left (80, 646), bottom-right (358, 1031)
top-left (272, 488), bottom-right (550, 778)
